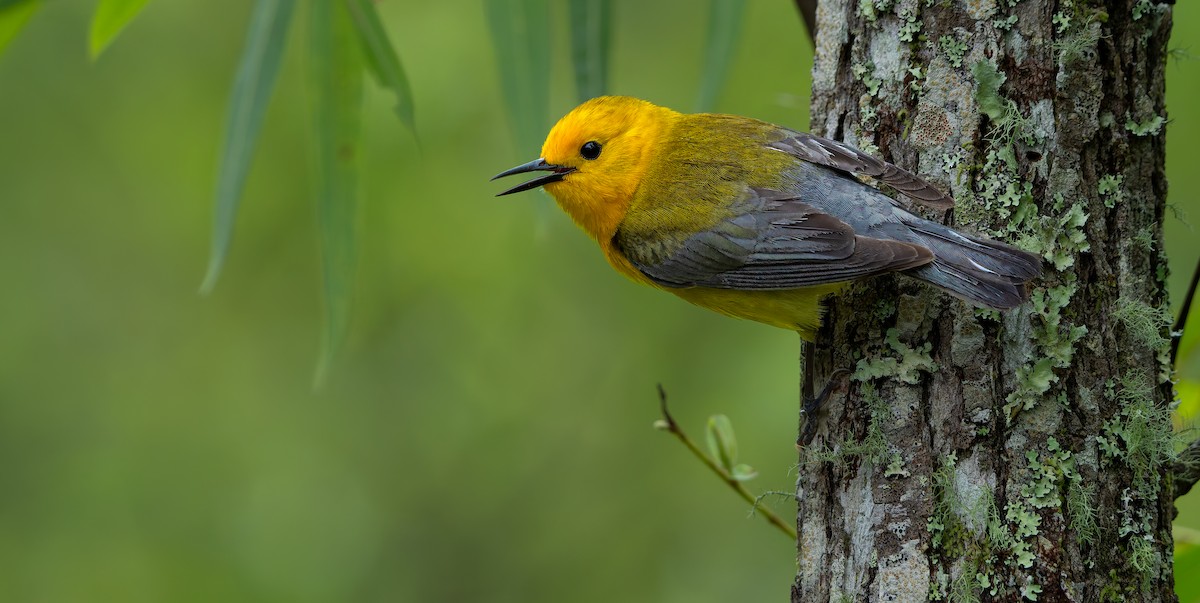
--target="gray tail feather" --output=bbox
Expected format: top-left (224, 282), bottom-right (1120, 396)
top-left (901, 220), bottom-right (1043, 309)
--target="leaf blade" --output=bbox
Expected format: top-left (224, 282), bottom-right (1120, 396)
top-left (485, 0), bottom-right (550, 157)
top-left (0, 0), bottom-right (39, 60)
top-left (567, 0), bottom-right (610, 102)
top-left (343, 0), bottom-right (415, 134)
top-left (201, 0), bottom-right (296, 294)
top-left (695, 0), bottom-right (745, 112)
top-left (89, 0), bottom-right (153, 60)
top-left (309, 0), bottom-right (364, 386)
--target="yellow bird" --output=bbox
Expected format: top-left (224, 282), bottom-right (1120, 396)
top-left (493, 96), bottom-right (1041, 340)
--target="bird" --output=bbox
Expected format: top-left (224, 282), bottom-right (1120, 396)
top-left (492, 96), bottom-right (1042, 341)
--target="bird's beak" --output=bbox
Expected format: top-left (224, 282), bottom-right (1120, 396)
top-left (491, 158), bottom-right (576, 196)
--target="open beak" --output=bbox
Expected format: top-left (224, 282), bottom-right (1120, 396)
top-left (491, 158), bottom-right (576, 196)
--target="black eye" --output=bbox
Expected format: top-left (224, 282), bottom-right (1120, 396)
top-left (580, 141), bottom-right (602, 160)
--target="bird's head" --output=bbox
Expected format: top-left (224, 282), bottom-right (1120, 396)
top-left (492, 96), bottom-right (677, 241)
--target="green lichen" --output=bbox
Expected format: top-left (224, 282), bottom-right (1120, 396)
top-left (971, 61), bottom-right (1035, 148)
top-left (993, 14), bottom-right (1018, 31)
top-left (1020, 583), bottom-right (1042, 601)
top-left (898, 8), bottom-right (922, 42)
top-left (1053, 19), bottom-right (1102, 65)
top-left (1094, 369), bottom-right (1176, 586)
top-left (1067, 477), bottom-right (1097, 546)
top-left (1131, 0), bottom-right (1152, 20)
top-left (801, 383), bottom-right (889, 467)
top-left (1017, 195), bottom-right (1089, 271)
top-left (853, 327), bottom-right (937, 384)
top-left (1132, 226), bottom-right (1155, 251)
top-left (940, 34), bottom-right (970, 68)
top-left (1097, 174), bottom-right (1125, 208)
top-left (857, 0), bottom-right (896, 21)
top-left (884, 451), bottom-right (910, 478)
top-left (1052, 11), bottom-right (1071, 33)
top-left (1004, 279), bottom-right (1087, 418)
top-left (1125, 114), bottom-right (1165, 136)
top-left (852, 61), bottom-right (883, 97)
top-left (1019, 437), bottom-right (1076, 509)
top-left (1112, 298), bottom-right (1170, 351)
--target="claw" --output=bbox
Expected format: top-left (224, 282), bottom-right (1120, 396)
top-left (798, 369), bottom-right (852, 448)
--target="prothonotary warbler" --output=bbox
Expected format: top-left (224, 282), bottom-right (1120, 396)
top-left (493, 96), bottom-right (1041, 340)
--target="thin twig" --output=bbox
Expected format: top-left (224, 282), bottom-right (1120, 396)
top-left (1174, 436), bottom-right (1200, 500)
top-left (793, 0), bottom-right (818, 44)
top-left (656, 385), bottom-right (798, 541)
top-left (1171, 254), bottom-right (1200, 365)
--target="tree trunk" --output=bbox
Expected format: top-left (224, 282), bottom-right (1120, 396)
top-left (794, 1), bottom-right (1176, 601)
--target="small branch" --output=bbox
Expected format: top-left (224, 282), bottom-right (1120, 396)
top-left (1174, 436), bottom-right (1200, 500)
top-left (656, 385), bottom-right (798, 541)
top-left (1171, 254), bottom-right (1200, 365)
top-left (792, 0), bottom-right (818, 44)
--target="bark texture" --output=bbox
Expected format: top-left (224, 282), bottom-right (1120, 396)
top-left (794, 1), bottom-right (1175, 601)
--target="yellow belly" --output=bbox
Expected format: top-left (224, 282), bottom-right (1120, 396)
top-left (601, 241), bottom-right (843, 339)
top-left (671, 285), bottom-right (844, 339)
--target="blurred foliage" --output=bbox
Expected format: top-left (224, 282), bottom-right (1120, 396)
top-left (0, 1), bottom-right (1197, 602)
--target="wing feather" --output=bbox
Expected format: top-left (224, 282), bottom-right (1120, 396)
top-left (617, 188), bottom-right (934, 290)
top-left (769, 132), bottom-right (954, 210)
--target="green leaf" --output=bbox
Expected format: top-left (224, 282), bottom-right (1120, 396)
top-left (309, 0), bottom-right (363, 387)
top-left (731, 463), bottom-right (757, 482)
top-left (567, 0), bottom-right (610, 102)
top-left (485, 0), bottom-right (550, 157)
top-left (0, 0), bottom-right (39, 59)
top-left (695, 0), bottom-right (745, 112)
top-left (201, 0), bottom-right (296, 295)
top-left (344, 0), bottom-right (415, 134)
top-left (705, 414), bottom-right (737, 472)
top-left (89, 0), bottom-right (153, 60)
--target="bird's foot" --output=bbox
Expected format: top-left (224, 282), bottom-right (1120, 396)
top-left (798, 369), bottom-right (852, 449)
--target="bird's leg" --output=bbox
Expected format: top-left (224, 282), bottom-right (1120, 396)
top-left (798, 340), bottom-right (851, 448)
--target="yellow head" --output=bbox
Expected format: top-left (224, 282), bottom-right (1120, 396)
top-left (492, 96), bottom-right (677, 241)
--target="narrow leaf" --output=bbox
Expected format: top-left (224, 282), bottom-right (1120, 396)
top-left (201, 0), bottom-right (296, 294)
top-left (343, 0), bottom-right (415, 134)
top-left (705, 414), bottom-right (738, 472)
top-left (567, 0), bottom-right (610, 102)
top-left (485, 0), bottom-right (550, 158)
top-left (309, 0), bottom-right (363, 386)
top-left (89, 0), bottom-right (153, 60)
top-left (0, 0), bottom-right (39, 59)
top-left (695, 0), bottom-right (745, 112)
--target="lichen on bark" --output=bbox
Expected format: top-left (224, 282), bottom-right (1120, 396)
top-left (795, 1), bottom-right (1176, 601)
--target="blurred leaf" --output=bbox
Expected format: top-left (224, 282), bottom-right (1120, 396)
top-left (309, 0), bottom-right (363, 386)
top-left (0, 0), bottom-right (38, 59)
top-left (731, 463), bottom-right (757, 482)
top-left (567, 0), bottom-right (610, 102)
top-left (485, 0), bottom-right (549, 157)
top-left (344, 0), bottom-right (415, 134)
top-left (88, 0), bottom-right (152, 60)
top-left (1178, 380), bottom-right (1200, 430)
top-left (695, 0), bottom-right (745, 112)
top-left (1178, 534), bottom-right (1200, 602)
top-left (201, 0), bottom-right (296, 294)
top-left (705, 414), bottom-right (737, 472)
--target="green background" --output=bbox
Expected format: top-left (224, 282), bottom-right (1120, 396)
top-left (1, 2), bottom-right (1197, 601)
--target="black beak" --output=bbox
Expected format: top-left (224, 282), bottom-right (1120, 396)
top-left (491, 158), bottom-right (575, 196)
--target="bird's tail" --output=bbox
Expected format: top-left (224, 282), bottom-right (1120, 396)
top-left (900, 218), bottom-right (1043, 309)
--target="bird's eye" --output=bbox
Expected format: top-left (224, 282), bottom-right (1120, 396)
top-left (580, 141), bottom-right (602, 160)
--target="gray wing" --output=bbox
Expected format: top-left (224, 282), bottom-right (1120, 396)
top-left (616, 188), bottom-right (934, 290)
top-left (769, 132), bottom-right (954, 210)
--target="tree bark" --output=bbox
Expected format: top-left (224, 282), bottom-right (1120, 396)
top-left (794, 1), bottom-right (1176, 601)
